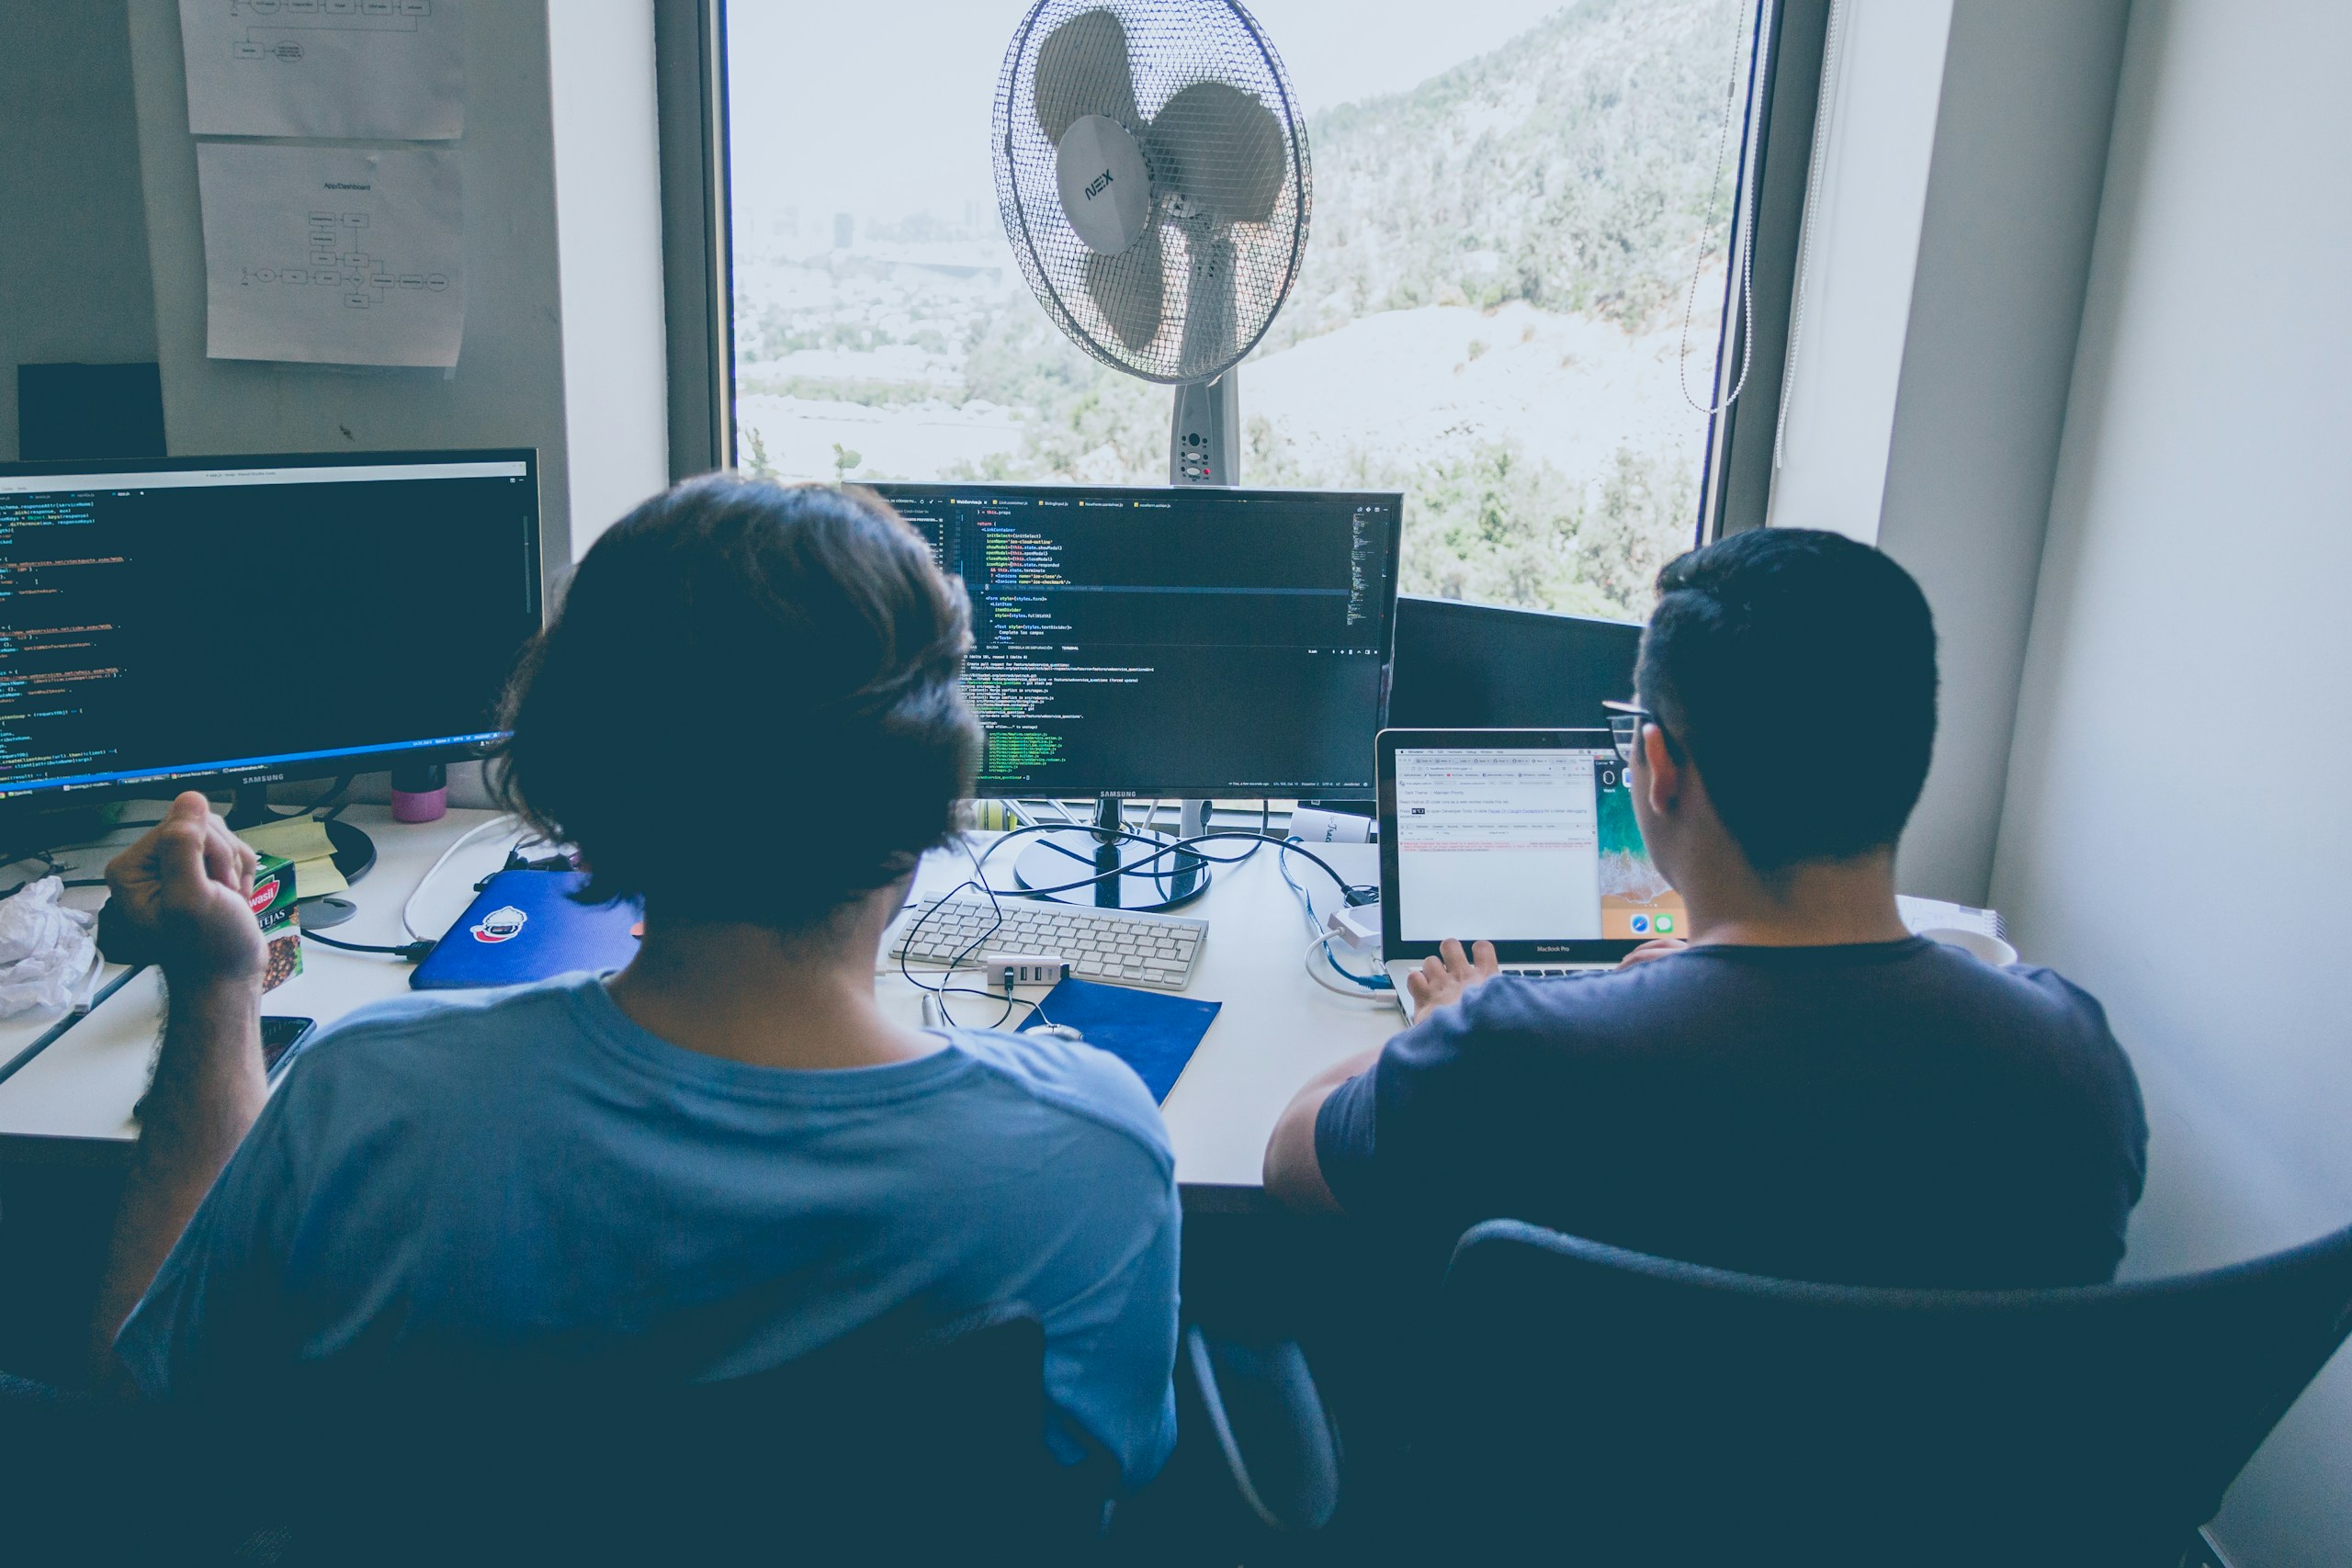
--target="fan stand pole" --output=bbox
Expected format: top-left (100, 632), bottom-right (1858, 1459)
top-left (1170, 370), bottom-right (1240, 487)
top-left (1159, 371), bottom-right (1239, 888)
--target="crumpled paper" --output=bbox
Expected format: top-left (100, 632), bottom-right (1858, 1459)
top-left (0, 876), bottom-right (102, 1016)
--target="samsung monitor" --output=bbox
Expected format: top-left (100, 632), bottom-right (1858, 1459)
top-left (870, 482), bottom-right (1402, 800)
top-left (0, 450), bottom-right (541, 814)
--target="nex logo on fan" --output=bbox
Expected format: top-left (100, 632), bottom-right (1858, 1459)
top-left (1085, 168), bottom-right (1114, 199)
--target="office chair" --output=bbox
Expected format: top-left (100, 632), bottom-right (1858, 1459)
top-left (237, 1304), bottom-right (1100, 1567)
top-left (1418, 1218), bottom-right (2352, 1567)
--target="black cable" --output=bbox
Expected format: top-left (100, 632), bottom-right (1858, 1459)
top-left (898, 833), bottom-right (1019, 1029)
top-left (305, 773), bottom-right (356, 818)
top-left (978, 823), bottom-right (1374, 906)
top-left (301, 929), bottom-right (435, 962)
top-left (895, 815), bottom-right (1376, 1028)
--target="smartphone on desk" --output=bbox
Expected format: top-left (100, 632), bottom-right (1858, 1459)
top-left (262, 1015), bottom-right (317, 1081)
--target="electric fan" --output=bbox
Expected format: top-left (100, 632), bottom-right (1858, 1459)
top-left (993, 0), bottom-right (1312, 485)
top-left (989, 1), bottom-right (1313, 909)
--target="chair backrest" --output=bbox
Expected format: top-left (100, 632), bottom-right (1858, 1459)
top-left (1429, 1219), bottom-right (2352, 1568)
top-left (264, 1304), bottom-right (1093, 1566)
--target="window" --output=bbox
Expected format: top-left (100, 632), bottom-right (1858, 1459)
top-left (722, 0), bottom-right (1768, 620)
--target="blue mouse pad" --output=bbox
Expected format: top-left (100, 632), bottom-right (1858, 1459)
top-left (1020, 977), bottom-right (1221, 1103)
top-left (410, 870), bottom-right (644, 990)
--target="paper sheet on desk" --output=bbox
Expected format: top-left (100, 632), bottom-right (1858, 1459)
top-left (1896, 895), bottom-right (2005, 942)
top-left (197, 144), bottom-right (464, 367)
top-left (178, 0), bottom-right (464, 141)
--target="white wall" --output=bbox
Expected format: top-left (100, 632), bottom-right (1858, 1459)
top-left (1763, 0), bottom-right (1953, 542)
top-left (120, 0), bottom-right (576, 577)
top-left (0, 2), bottom-right (158, 463)
top-left (548, 0), bottom-right (670, 555)
top-left (1871, 0), bottom-right (2131, 906)
top-left (1990, 2), bottom-right (2352, 1562)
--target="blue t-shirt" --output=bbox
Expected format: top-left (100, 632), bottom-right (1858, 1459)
top-left (1317, 939), bottom-right (2147, 1288)
top-left (118, 974), bottom-right (1181, 1484)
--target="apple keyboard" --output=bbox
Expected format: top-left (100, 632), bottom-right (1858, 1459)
top-left (890, 894), bottom-right (1207, 990)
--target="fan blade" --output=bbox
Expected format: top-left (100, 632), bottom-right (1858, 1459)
top-left (1174, 222), bottom-right (1238, 379)
top-left (1034, 9), bottom-right (1141, 141)
top-left (1146, 81), bottom-right (1287, 223)
top-left (1084, 221), bottom-right (1165, 354)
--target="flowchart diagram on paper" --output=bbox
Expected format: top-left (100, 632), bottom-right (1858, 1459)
top-left (178, 0), bottom-right (464, 140)
top-left (197, 144), bottom-right (465, 367)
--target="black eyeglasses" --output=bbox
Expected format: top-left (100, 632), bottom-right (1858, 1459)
top-left (1602, 700), bottom-right (1681, 769)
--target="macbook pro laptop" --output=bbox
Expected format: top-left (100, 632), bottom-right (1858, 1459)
top-left (1378, 728), bottom-right (1687, 1021)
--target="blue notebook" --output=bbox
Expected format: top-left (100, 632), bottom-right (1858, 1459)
top-left (1020, 977), bottom-right (1221, 1103)
top-left (410, 870), bottom-right (644, 990)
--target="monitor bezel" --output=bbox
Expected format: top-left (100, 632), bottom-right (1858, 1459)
top-left (0, 447), bottom-right (542, 808)
top-left (1376, 726), bottom-right (1653, 964)
top-left (865, 481), bottom-right (1406, 800)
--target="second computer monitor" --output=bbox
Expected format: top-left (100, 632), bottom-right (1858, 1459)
top-left (1387, 595), bottom-right (1643, 732)
top-left (869, 483), bottom-right (1401, 799)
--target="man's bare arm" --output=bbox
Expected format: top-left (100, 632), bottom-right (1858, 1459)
top-left (88, 795), bottom-right (267, 1386)
top-left (1262, 1047), bottom-right (1377, 1214)
top-left (1263, 941), bottom-right (1498, 1214)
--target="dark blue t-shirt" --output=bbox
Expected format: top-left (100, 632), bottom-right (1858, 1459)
top-left (1317, 939), bottom-right (2146, 1288)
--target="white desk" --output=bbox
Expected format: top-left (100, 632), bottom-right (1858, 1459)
top-left (0, 807), bottom-right (1401, 1196)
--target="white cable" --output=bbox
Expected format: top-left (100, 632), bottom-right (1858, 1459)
top-left (1679, 0), bottom-right (1773, 414)
top-left (401, 814), bottom-right (522, 942)
top-left (1774, 0), bottom-right (1848, 471)
top-left (1302, 931), bottom-right (1388, 1000)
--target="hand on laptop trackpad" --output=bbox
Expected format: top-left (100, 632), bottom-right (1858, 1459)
top-left (1403, 938), bottom-right (1498, 1012)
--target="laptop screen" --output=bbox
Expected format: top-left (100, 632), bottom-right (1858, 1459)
top-left (1382, 733), bottom-right (1685, 953)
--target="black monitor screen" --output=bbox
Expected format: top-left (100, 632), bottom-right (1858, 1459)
top-left (0, 452), bottom-right (540, 802)
top-left (1388, 596), bottom-right (1642, 732)
top-left (870, 483), bottom-right (1401, 797)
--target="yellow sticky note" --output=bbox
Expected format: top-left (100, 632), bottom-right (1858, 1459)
top-left (292, 854), bottom-right (348, 899)
top-left (237, 817), bottom-right (336, 863)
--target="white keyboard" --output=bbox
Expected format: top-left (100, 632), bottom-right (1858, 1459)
top-left (890, 895), bottom-right (1207, 990)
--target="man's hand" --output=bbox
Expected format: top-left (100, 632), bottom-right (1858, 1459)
top-left (1617, 937), bottom-right (1690, 969)
top-left (1407, 938), bottom-right (1499, 1014)
top-left (102, 792), bottom-right (266, 985)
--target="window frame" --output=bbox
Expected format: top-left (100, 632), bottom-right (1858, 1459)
top-left (653, 0), bottom-right (734, 480)
top-left (661, 0), bottom-right (1831, 538)
top-left (1699, 0), bottom-right (1836, 540)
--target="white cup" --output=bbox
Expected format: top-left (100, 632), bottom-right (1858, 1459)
top-left (1919, 926), bottom-right (2019, 967)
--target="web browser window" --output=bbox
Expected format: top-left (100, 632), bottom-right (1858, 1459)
top-left (1394, 744), bottom-right (1684, 942)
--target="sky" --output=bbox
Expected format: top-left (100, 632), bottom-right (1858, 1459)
top-left (725, 0), bottom-right (1576, 232)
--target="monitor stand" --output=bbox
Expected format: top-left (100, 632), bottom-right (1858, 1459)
top-left (1012, 796), bottom-right (1210, 911)
top-left (224, 783), bottom-right (377, 887)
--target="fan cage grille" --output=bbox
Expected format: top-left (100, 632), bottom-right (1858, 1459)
top-left (994, 0), bottom-right (1314, 386)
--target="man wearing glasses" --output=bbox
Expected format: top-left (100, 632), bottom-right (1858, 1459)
top-left (1263, 527), bottom-right (2146, 1292)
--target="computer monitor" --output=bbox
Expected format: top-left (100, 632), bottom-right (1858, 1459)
top-left (1387, 596), bottom-right (1643, 731)
top-left (0, 451), bottom-right (542, 819)
top-left (869, 482), bottom-right (1402, 800)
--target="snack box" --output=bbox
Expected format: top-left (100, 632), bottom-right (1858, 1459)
top-left (251, 852), bottom-right (302, 992)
